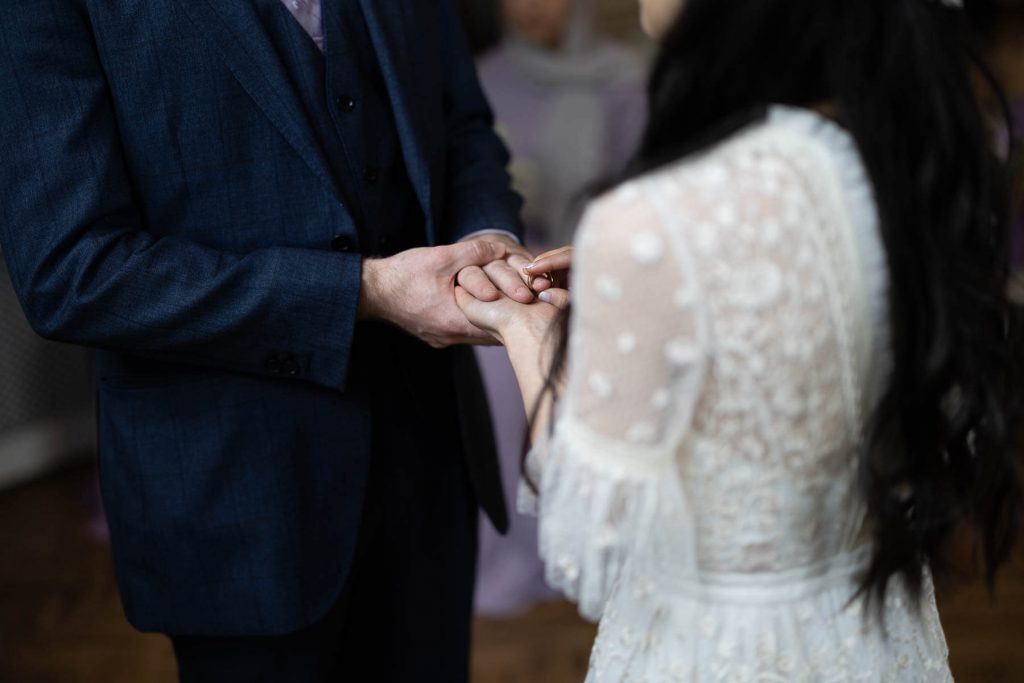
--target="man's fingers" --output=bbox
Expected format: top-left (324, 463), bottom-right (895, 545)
top-left (505, 244), bottom-right (535, 263)
top-left (506, 252), bottom-right (532, 271)
top-left (475, 234), bottom-right (534, 263)
top-left (484, 260), bottom-right (535, 304)
top-left (443, 239), bottom-right (507, 272)
top-left (457, 266), bottom-right (500, 302)
top-left (538, 288), bottom-right (571, 310)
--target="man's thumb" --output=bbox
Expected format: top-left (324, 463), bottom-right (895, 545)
top-left (445, 239), bottom-right (507, 270)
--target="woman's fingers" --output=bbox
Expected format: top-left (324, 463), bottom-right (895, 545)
top-left (453, 286), bottom-right (505, 345)
top-left (524, 246), bottom-right (573, 273)
top-left (523, 247), bottom-right (573, 291)
top-left (533, 245), bottom-right (574, 261)
top-left (537, 288), bottom-right (570, 310)
top-left (454, 285), bottom-right (490, 327)
top-left (454, 283), bottom-right (482, 312)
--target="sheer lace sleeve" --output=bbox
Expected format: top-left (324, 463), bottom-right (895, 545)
top-left (522, 179), bottom-right (711, 621)
top-left (517, 109), bottom-right (950, 683)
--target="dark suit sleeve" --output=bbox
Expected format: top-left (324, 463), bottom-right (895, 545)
top-left (437, 0), bottom-right (524, 244)
top-left (0, 1), bottom-right (361, 391)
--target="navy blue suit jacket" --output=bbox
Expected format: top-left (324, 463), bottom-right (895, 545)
top-left (0, 0), bottom-right (521, 635)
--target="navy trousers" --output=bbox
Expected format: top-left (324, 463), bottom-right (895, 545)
top-left (172, 326), bottom-right (479, 682)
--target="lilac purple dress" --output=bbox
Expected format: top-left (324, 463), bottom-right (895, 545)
top-left (473, 0), bottom-right (647, 616)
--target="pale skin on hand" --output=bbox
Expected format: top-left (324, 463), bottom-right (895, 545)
top-left (454, 282), bottom-right (570, 442)
top-left (455, 234), bottom-right (537, 305)
top-left (358, 239), bottom-right (512, 348)
top-left (358, 234), bottom-right (539, 348)
top-left (522, 246), bottom-right (573, 293)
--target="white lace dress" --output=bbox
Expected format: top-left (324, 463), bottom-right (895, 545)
top-left (520, 106), bottom-right (953, 682)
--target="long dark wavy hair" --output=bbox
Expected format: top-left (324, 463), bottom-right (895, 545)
top-left (534, 0), bottom-right (1024, 612)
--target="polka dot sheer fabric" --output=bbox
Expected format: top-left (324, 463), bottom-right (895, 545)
top-left (520, 107), bottom-right (952, 682)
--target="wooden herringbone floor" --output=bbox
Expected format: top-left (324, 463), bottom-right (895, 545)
top-left (0, 464), bottom-right (1021, 683)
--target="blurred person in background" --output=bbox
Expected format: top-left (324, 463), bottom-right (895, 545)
top-left (457, 0), bottom-right (1024, 679)
top-left (479, 0), bottom-right (646, 248)
top-left (470, 0), bottom-right (647, 616)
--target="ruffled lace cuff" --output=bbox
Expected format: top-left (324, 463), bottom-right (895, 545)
top-left (521, 418), bottom-right (666, 622)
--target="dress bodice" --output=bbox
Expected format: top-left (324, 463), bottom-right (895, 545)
top-left (523, 106), bottom-right (952, 681)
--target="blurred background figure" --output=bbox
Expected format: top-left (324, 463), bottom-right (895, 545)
top-left (479, 0), bottom-right (646, 247)
top-left (0, 259), bottom-right (94, 493)
top-left (468, 0), bottom-right (648, 617)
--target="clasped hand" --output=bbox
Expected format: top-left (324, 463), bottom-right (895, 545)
top-left (455, 245), bottom-right (573, 347)
top-left (359, 234), bottom-right (572, 349)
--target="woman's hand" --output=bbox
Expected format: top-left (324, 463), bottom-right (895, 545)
top-left (522, 247), bottom-right (574, 293)
top-left (454, 286), bottom-right (569, 347)
top-left (456, 286), bottom-right (570, 445)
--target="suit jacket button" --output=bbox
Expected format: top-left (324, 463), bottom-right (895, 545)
top-left (334, 95), bottom-right (356, 113)
top-left (265, 357), bottom-right (282, 374)
top-left (282, 358), bottom-right (300, 377)
top-left (330, 235), bottom-right (354, 252)
top-left (364, 166), bottom-right (379, 184)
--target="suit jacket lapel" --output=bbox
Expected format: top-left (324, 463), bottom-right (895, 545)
top-left (357, 0), bottom-right (436, 242)
top-left (171, 0), bottom-right (344, 204)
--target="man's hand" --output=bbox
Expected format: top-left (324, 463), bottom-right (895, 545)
top-left (455, 234), bottom-right (536, 305)
top-left (359, 240), bottom-right (509, 348)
